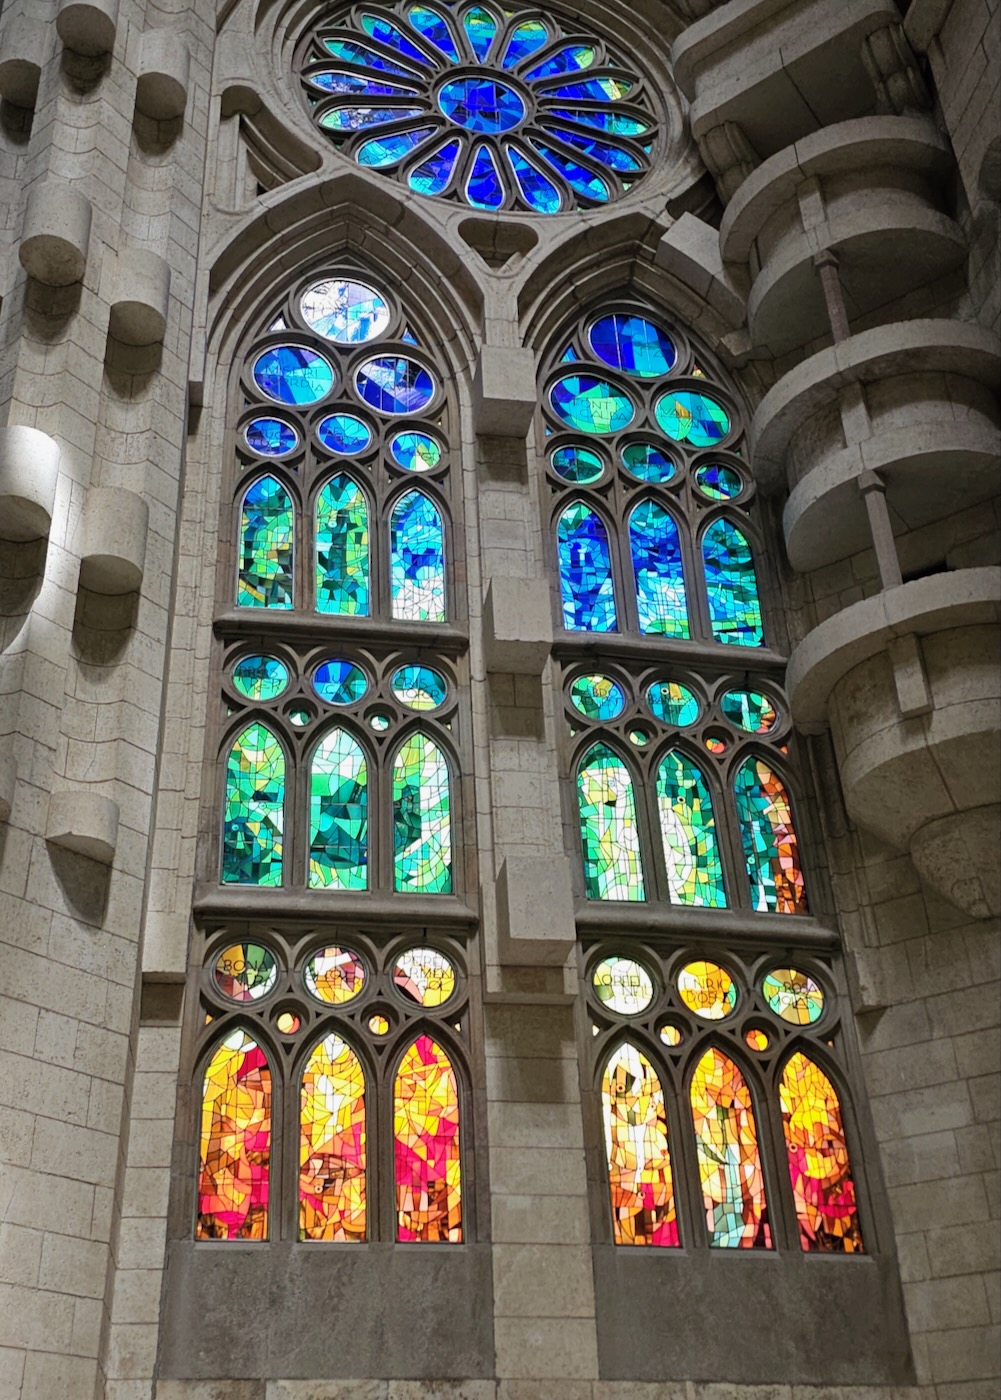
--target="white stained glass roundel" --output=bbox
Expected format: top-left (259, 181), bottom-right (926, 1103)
top-left (300, 279), bottom-right (392, 344)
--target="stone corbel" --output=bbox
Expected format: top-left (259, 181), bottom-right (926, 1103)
top-left (860, 22), bottom-right (931, 116)
top-left (495, 854), bottom-right (576, 966)
top-left (697, 121), bottom-right (759, 204)
top-left (483, 577), bottom-right (552, 675)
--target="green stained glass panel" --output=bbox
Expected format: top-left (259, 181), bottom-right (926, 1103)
top-left (393, 732), bottom-right (452, 893)
top-left (316, 475), bottom-right (370, 615)
top-left (232, 655), bottom-right (289, 702)
top-left (309, 729), bottom-right (368, 889)
top-left (577, 743), bottom-right (644, 901)
top-left (238, 476), bottom-right (293, 609)
top-left (391, 490), bottom-right (446, 622)
top-left (223, 723), bottom-right (285, 886)
top-left (656, 751), bottom-right (726, 907)
top-left (702, 518), bottom-right (763, 647)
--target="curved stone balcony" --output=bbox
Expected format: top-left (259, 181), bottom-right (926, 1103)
top-left (748, 318), bottom-right (1000, 569)
top-left (788, 568), bottom-right (1001, 919)
top-left (719, 117), bottom-right (966, 355)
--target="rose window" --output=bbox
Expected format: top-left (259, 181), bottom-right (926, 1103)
top-left (297, 2), bottom-right (658, 214)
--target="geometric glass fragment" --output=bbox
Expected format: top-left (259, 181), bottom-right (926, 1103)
top-left (720, 689), bottom-right (777, 733)
top-left (393, 947), bottom-right (457, 1007)
top-left (299, 1033), bottom-right (367, 1241)
top-left (408, 5), bottom-right (461, 62)
top-left (702, 519), bottom-right (764, 647)
top-left (657, 753), bottom-right (726, 907)
top-left (677, 960), bottom-right (737, 1020)
top-left (557, 502), bottom-right (617, 632)
top-left (780, 1052), bottom-right (863, 1253)
top-left (577, 743), bottom-right (644, 900)
top-left (316, 475), bottom-right (370, 616)
top-left (213, 943), bottom-right (278, 1002)
top-left (621, 442), bottom-right (675, 483)
top-left (508, 145), bottom-right (562, 213)
top-left (395, 1034), bottom-right (462, 1242)
top-left (695, 463), bottom-right (743, 500)
top-left (318, 413), bottom-right (373, 455)
top-left (463, 6), bottom-right (497, 62)
top-left (629, 499), bottom-right (689, 637)
top-left (438, 76), bottom-right (524, 131)
top-left (304, 946), bottom-right (367, 1005)
top-left (197, 1030), bottom-right (271, 1240)
top-left (238, 476), bottom-right (293, 609)
top-left (466, 142), bottom-right (506, 209)
top-left (391, 489), bottom-right (446, 622)
top-left (592, 956), bottom-right (654, 1015)
top-left (551, 444), bottom-right (604, 483)
top-left (410, 137), bottom-right (463, 196)
top-left (245, 416), bottom-right (298, 457)
top-left (393, 732), bottom-right (452, 893)
top-left (312, 660), bottom-right (369, 706)
top-left (308, 728), bottom-right (368, 889)
top-left (690, 1047), bottom-right (771, 1248)
top-left (357, 126), bottom-right (439, 168)
top-left (222, 723), bottom-right (284, 886)
top-left (762, 969), bottom-right (824, 1025)
top-left (603, 1043), bottom-right (679, 1246)
top-left (391, 430), bottom-right (443, 472)
top-left (734, 758), bottom-right (807, 914)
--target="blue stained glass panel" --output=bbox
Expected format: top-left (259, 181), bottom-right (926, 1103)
top-left (391, 665), bottom-right (448, 711)
top-left (407, 5), bottom-right (460, 61)
top-left (409, 137), bottom-right (462, 195)
top-left (466, 143), bottom-right (505, 209)
top-left (391, 490), bottom-right (446, 621)
top-left (550, 374), bottom-right (634, 434)
top-left (309, 729), bottom-right (368, 890)
top-left (356, 356), bottom-right (436, 414)
top-left (546, 77), bottom-right (632, 101)
top-left (621, 443), bottom-right (675, 483)
top-left (655, 390), bottom-right (730, 447)
top-left (253, 346), bottom-right (334, 405)
top-left (438, 76), bottom-right (524, 131)
top-left (312, 661), bottom-right (369, 706)
top-left (302, 280), bottom-right (392, 343)
top-left (531, 142), bottom-right (609, 201)
top-left (696, 464), bottom-right (743, 500)
top-left (246, 417), bottom-right (298, 457)
top-left (391, 431), bottom-right (442, 471)
top-left (526, 44), bottom-right (596, 80)
top-left (318, 414), bottom-right (373, 455)
top-left (324, 38), bottom-right (416, 76)
top-left (357, 126), bottom-right (436, 167)
top-left (239, 476), bottom-right (293, 609)
top-left (561, 345), bottom-right (578, 362)
top-left (310, 71), bottom-right (420, 97)
top-left (589, 314), bottom-right (675, 377)
top-left (551, 445), bottom-right (604, 483)
top-left (557, 502), bottom-right (617, 632)
top-left (629, 500), bottom-right (689, 638)
top-left (316, 475), bottom-right (370, 616)
top-left (360, 14), bottom-right (435, 65)
top-left (502, 19), bottom-right (549, 67)
top-left (702, 518), bottom-right (763, 647)
top-left (321, 105), bottom-right (423, 132)
top-left (508, 146), bottom-right (561, 212)
top-left (549, 107), bottom-right (649, 136)
top-left (545, 124), bottom-right (640, 171)
top-left (463, 6), bottom-right (497, 60)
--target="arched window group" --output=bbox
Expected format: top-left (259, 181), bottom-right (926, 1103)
top-left (590, 952), bottom-right (864, 1253)
top-left (198, 939), bottom-right (466, 1243)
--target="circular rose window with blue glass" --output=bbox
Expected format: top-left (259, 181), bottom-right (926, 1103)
top-left (298, 3), bottom-right (659, 213)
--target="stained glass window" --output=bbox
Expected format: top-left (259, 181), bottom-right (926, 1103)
top-left (690, 1047), bottom-right (771, 1249)
top-left (558, 503), bottom-right (617, 632)
top-left (780, 1053), bottom-right (863, 1253)
top-left (316, 476), bottom-right (370, 615)
top-left (393, 732), bottom-right (452, 893)
top-left (197, 1031), bottom-right (271, 1240)
top-left (239, 476), bottom-right (293, 609)
top-left (702, 518), bottom-right (764, 647)
top-left (222, 724), bottom-right (285, 885)
top-left (656, 752), bottom-right (725, 907)
top-left (395, 1035), bottom-right (462, 1242)
top-left (577, 743), bottom-right (644, 900)
top-left (734, 758), bottom-right (807, 914)
top-left (298, 6), bottom-right (659, 213)
top-left (300, 1034), bottom-right (367, 1241)
top-left (603, 1044), bottom-right (678, 1246)
top-left (391, 490), bottom-right (446, 622)
top-left (629, 500), bottom-right (689, 637)
top-left (308, 729), bottom-right (368, 889)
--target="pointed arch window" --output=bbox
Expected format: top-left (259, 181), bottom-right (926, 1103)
top-left (558, 501), bottom-right (617, 632)
top-left (391, 489), bottom-right (447, 622)
top-left (702, 517), bottom-right (763, 647)
top-left (629, 499), bottom-right (689, 637)
top-left (656, 750), bottom-right (725, 908)
top-left (780, 1052), bottom-right (863, 1253)
top-left (734, 757), bottom-right (807, 914)
top-left (577, 742), bottom-right (644, 901)
top-left (308, 727), bottom-right (369, 890)
top-left (197, 1030), bottom-right (272, 1240)
top-left (394, 1034), bottom-right (463, 1242)
top-left (239, 476), bottom-right (294, 609)
top-left (690, 1046), bottom-right (771, 1249)
top-left (299, 1032), bottom-right (367, 1241)
top-left (602, 1042), bottom-right (678, 1246)
top-left (316, 474), bottom-right (370, 616)
top-left (223, 723), bottom-right (285, 887)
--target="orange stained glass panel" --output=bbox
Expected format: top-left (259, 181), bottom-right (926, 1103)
top-left (394, 1034), bottom-right (462, 1243)
top-left (603, 1043), bottom-right (679, 1246)
top-left (780, 1052), bottom-right (864, 1253)
top-left (197, 1030), bottom-right (271, 1240)
top-left (299, 1033), bottom-right (367, 1242)
top-left (690, 1046), bottom-right (771, 1249)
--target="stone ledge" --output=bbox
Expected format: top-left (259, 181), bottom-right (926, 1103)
top-left (135, 28), bottom-right (189, 121)
top-left (655, 213), bottom-right (746, 329)
top-left (0, 425), bottom-right (61, 542)
top-left (474, 345), bottom-right (537, 437)
top-left (495, 856), bottom-right (576, 966)
top-left (0, 14), bottom-right (50, 108)
top-left (56, 0), bottom-right (119, 57)
top-left (77, 486), bottom-right (149, 594)
top-left (45, 790), bottom-right (120, 864)
top-left (484, 577), bottom-right (553, 675)
top-left (19, 181), bottom-right (93, 287)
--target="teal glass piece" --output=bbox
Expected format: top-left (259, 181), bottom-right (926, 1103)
top-left (391, 430), bottom-right (443, 471)
top-left (548, 107), bottom-right (649, 136)
top-left (318, 414), bottom-right (373, 455)
top-left (393, 732), bottom-right (452, 892)
top-left (546, 77), bottom-right (632, 101)
top-left (589, 314), bottom-right (675, 377)
top-left (570, 674), bottom-right (626, 721)
top-left (223, 723), bottom-right (285, 885)
top-left (324, 37), bottom-right (417, 77)
top-left (702, 518), bottom-right (763, 647)
top-left (407, 5), bottom-right (461, 62)
top-left (360, 13), bottom-right (435, 65)
top-left (551, 444), bottom-right (604, 483)
top-left (315, 475), bottom-right (370, 616)
top-left (655, 390), bottom-right (730, 447)
top-left (391, 489), bottom-right (446, 621)
top-left (629, 500), bottom-right (689, 638)
top-left (309, 728), bottom-right (368, 889)
top-left (321, 105), bottom-right (423, 132)
top-left (466, 143), bottom-right (505, 208)
top-left (301, 280), bottom-right (391, 343)
top-left (357, 125), bottom-right (436, 167)
top-left (508, 146), bottom-right (561, 212)
top-left (238, 476), bottom-right (293, 609)
top-left (253, 346), bottom-right (334, 405)
top-left (526, 44), bottom-right (595, 80)
top-left (310, 70), bottom-right (420, 98)
top-left (391, 665), bottom-right (448, 711)
top-left (544, 124), bottom-right (641, 172)
top-left (696, 463), bottom-right (743, 500)
top-left (734, 757), bottom-right (807, 914)
top-left (232, 655), bottom-right (290, 702)
top-left (312, 661), bottom-right (369, 706)
top-left (621, 442), bottom-right (675, 483)
top-left (646, 681), bottom-right (700, 728)
top-left (245, 417), bottom-right (298, 457)
top-left (502, 19), bottom-right (549, 67)
top-left (721, 690), bottom-right (778, 734)
top-left (531, 141), bottom-right (609, 201)
top-left (657, 751), bottom-right (726, 907)
top-left (463, 6), bottom-right (497, 61)
top-left (356, 356), bottom-right (436, 413)
top-left (577, 743), bottom-right (645, 900)
top-left (550, 374), bottom-right (634, 433)
top-left (438, 76), bottom-right (524, 131)
top-left (401, 326), bottom-right (420, 344)
top-left (409, 137), bottom-right (462, 195)
top-left (557, 502), bottom-right (617, 632)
